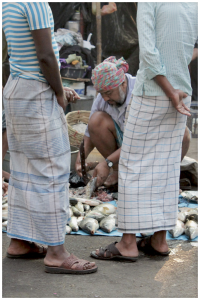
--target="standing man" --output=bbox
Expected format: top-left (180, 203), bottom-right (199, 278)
top-left (3, 2), bottom-right (97, 274)
top-left (91, 3), bottom-right (197, 261)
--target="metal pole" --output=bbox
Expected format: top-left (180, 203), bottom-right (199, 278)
top-left (96, 2), bottom-right (102, 65)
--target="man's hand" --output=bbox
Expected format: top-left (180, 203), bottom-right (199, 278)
top-left (170, 90), bottom-right (191, 116)
top-left (154, 76), bottom-right (191, 116)
top-left (75, 159), bottom-right (83, 177)
top-left (63, 87), bottom-right (80, 104)
top-left (75, 160), bottom-right (99, 177)
top-left (2, 180), bottom-right (8, 196)
top-left (92, 161), bottom-right (110, 187)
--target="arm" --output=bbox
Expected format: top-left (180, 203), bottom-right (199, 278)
top-left (191, 48), bottom-right (198, 61)
top-left (138, 3), bottom-right (190, 116)
top-left (137, 3), bottom-right (167, 80)
top-left (31, 28), bottom-right (66, 110)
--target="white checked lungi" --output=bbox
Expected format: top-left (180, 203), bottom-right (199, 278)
top-left (3, 76), bottom-right (71, 246)
top-left (118, 94), bottom-right (191, 233)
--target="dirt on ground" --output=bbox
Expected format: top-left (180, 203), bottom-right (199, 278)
top-left (2, 234), bottom-right (198, 298)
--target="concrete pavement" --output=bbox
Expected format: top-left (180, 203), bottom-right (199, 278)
top-left (2, 234), bottom-right (198, 298)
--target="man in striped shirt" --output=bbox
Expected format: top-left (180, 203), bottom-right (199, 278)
top-left (2, 2), bottom-right (97, 274)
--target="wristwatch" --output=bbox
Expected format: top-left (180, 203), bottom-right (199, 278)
top-left (105, 158), bottom-right (113, 168)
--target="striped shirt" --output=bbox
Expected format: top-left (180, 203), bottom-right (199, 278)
top-left (2, 2), bottom-right (60, 83)
top-left (133, 3), bottom-right (198, 97)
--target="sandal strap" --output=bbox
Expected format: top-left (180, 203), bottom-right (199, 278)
top-left (29, 242), bottom-right (47, 254)
top-left (60, 254), bottom-right (91, 271)
top-left (98, 242), bottom-right (121, 258)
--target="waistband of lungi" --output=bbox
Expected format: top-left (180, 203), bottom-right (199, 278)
top-left (113, 120), bottom-right (123, 147)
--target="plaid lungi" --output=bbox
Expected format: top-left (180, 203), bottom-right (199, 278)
top-left (118, 94), bottom-right (191, 233)
top-left (3, 76), bottom-right (70, 245)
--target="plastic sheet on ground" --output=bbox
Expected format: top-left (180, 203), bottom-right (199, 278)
top-left (69, 197), bottom-right (198, 241)
top-left (2, 196), bottom-right (198, 241)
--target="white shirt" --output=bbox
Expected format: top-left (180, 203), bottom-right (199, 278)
top-left (85, 74), bottom-right (136, 137)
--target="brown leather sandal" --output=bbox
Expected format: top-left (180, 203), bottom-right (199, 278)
top-left (45, 254), bottom-right (98, 274)
top-left (90, 241), bottom-right (138, 262)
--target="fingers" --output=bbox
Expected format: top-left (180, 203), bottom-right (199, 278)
top-left (182, 92), bottom-right (188, 99)
top-left (63, 87), bottom-right (80, 103)
top-left (71, 89), bottom-right (80, 100)
top-left (177, 107), bottom-right (191, 116)
top-left (77, 171), bottom-right (82, 177)
top-left (75, 164), bottom-right (82, 177)
top-left (96, 176), bottom-right (104, 188)
top-left (92, 168), bottom-right (97, 178)
top-left (182, 103), bottom-right (190, 112)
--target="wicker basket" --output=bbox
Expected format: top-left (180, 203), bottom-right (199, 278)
top-left (66, 110), bottom-right (90, 147)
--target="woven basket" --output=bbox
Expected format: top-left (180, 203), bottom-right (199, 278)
top-left (66, 110), bottom-right (90, 147)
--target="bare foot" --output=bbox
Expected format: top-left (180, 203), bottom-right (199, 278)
top-left (140, 235), bottom-right (169, 253)
top-left (104, 170), bottom-right (118, 187)
top-left (7, 239), bottom-right (47, 256)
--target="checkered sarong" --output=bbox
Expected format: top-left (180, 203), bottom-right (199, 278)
top-left (3, 76), bottom-right (70, 245)
top-left (118, 94), bottom-right (191, 233)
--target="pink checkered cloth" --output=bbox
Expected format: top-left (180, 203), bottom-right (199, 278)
top-left (91, 56), bottom-right (129, 91)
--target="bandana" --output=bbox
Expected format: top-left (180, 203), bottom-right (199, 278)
top-left (91, 56), bottom-right (129, 91)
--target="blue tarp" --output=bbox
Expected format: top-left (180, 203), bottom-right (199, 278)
top-left (2, 196), bottom-right (198, 241)
top-left (70, 197), bottom-right (198, 242)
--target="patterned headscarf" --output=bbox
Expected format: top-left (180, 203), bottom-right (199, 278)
top-left (91, 56), bottom-right (129, 91)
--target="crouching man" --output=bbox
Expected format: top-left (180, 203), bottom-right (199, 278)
top-left (75, 56), bottom-right (191, 188)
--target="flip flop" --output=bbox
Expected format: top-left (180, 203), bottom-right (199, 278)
top-left (45, 254), bottom-right (98, 274)
top-left (7, 243), bottom-right (47, 259)
top-left (137, 236), bottom-right (170, 256)
top-left (90, 241), bottom-right (138, 262)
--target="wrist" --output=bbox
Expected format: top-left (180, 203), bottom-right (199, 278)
top-left (55, 88), bottom-right (64, 97)
top-left (105, 158), bottom-right (113, 168)
top-left (166, 88), bottom-right (176, 99)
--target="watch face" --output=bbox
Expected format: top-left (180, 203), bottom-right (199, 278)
top-left (108, 161), bottom-right (113, 167)
top-left (106, 159), bottom-right (113, 168)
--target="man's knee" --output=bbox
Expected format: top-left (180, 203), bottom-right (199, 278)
top-left (88, 112), bottom-right (114, 134)
top-left (182, 126), bottom-right (191, 145)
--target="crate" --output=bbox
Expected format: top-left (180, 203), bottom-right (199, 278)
top-left (70, 96), bottom-right (94, 111)
top-left (60, 67), bottom-right (85, 79)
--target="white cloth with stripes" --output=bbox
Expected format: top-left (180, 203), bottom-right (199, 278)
top-left (3, 76), bottom-right (70, 246)
top-left (118, 95), bottom-right (190, 233)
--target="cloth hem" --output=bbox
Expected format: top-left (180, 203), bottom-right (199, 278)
top-left (7, 232), bottom-right (65, 246)
top-left (117, 225), bottom-right (176, 234)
